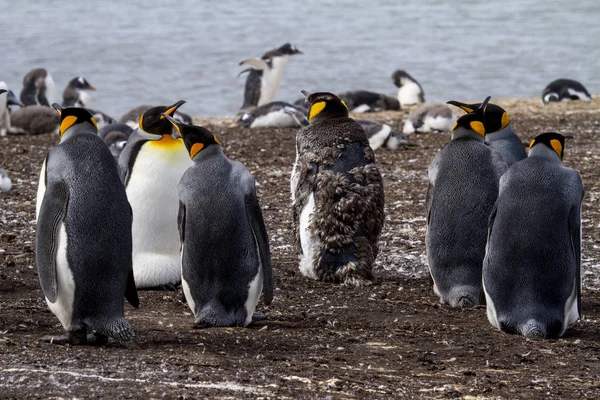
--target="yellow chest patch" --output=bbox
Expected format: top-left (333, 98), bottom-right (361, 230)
top-left (148, 135), bottom-right (185, 150)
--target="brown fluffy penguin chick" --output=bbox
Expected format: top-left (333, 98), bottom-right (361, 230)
top-left (291, 90), bottom-right (385, 285)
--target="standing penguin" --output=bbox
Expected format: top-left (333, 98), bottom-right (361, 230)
top-left (118, 101), bottom-right (193, 289)
top-left (483, 132), bottom-right (583, 338)
top-left (35, 104), bottom-right (138, 346)
top-left (238, 43), bottom-right (303, 110)
top-left (161, 114), bottom-right (273, 327)
top-left (447, 100), bottom-right (527, 166)
top-left (291, 91), bottom-right (385, 285)
top-left (426, 97), bottom-right (507, 308)
top-left (20, 67), bottom-right (57, 107)
top-left (391, 69), bottom-right (425, 106)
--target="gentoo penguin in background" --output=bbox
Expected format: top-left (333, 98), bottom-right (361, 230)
top-left (231, 101), bottom-right (308, 128)
top-left (391, 69), bottom-right (425, 106)
top-left (291, 90), bottom-right (385, 285)
top-left (402, 103), bottom-right (456, 134)
top-left (88, 109), bottom-right (117, 130)
top-left (542, 78), bottom-right (592, 104)
top-left (356, 119), bottom-right (419, 151)
top-left (98, 123), bottom-right (134, 158)
top-left (20, 67), bottom-right (57, 107)
top-left (483, 132), bottom-right (583, 338)
top-left (119, 104), bottom-right (193, 129)
top-left (447, 100), bottom-right (527, 166)
top-left (337, 90), bottom-right (401, 113)
top-left (426, 97), bottom-right (507, 308)
top-left (118, 101), bottom-right (193, 289)
top-left (238, 43), bottom-right (303, 110)
top-left (62, 76), bottom-right (95, 108)
top-left (9, 105), bottom-right (60, 135)
top-left (0, 82), bottom-right (23, 136)
top-left (35, 104), bottom-right (138, 346)
top-left (0, 168), bottom-right (11, 191)
top-left (162, 114), bottom-right (273, 328)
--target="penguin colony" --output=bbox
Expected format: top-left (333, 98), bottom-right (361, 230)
top-left (0, 43), bottom-right (593, 345)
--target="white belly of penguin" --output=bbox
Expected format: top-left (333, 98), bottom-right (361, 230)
top-left (482, 273), bottom-right (500, 330)
top-left (46, 223), bottom-right (75, 330)
top-left (398, 82), bottom-right (422, 105)
top-left (35, 159), bottom-right (47, 220)
top-left (258, 56), bottom-right (289, 106)
top-left (180, 244), bottom-right (197, 316)
top-left (244, 249), bottom-right (263, 326)
top-left (298, 193), bottom-right (319, 279)
top-left (126, 143), bottom-right (193, 287)
top-left (368, 124), bottom-right (392, 150)
top-left (251, 109), bottom-right (297, 128)
top-left (423, 114), bottom-right (456, 133)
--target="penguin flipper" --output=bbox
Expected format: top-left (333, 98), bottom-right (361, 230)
top-left (425, 182), bottom-right (434, 224)
top-left (35, 180), bottom-right (69, 303)
top-left (244, 179), bottom-right (273, 305)
top-left (239, 58), bottom-right (269, 71)
top-left (569, 201), bottom-right (582, 316)
top-left (177, 200), bottom-right (186, 250)
top-left (125, 266), bottom-right (139, 308)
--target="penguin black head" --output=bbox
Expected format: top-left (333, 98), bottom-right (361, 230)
top-left (275, 43), bottom-right (303, 56)
top-left (68, 76), bottom-right (96, 91)
top-left (528, 132), bottom-right (573, 161)
top-left (0, 89), bottom-right (6, 96)
top-left (301, 90), bottom-right (349, 124)
top-left (161, 113), bottom-right (220, 160)
top-left (446, 100), bottom-right (510, 133)
top-left (449, 96), bottom-right (491, 140)
top-left (138, 100), bottom-right (186, 137)
top-left (391, 70), bottom-right (415, 87)
top-left (52, 103), bottom-right (98, 137)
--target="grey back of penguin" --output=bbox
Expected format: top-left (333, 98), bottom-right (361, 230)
top-left (37, 130), bottom-right (137, 342)
top-left (426, 139), bottom-right (507, 307)
top-left (179, 145), bottom-right (272, 327)
top-left (485, 125), bottom-right (527, 166)
top-left (482, 149), bottom-right (583, 337)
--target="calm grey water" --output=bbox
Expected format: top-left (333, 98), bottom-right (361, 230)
top-left (1, 0), bottom-right (599, 118)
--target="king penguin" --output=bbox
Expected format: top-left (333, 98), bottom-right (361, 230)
top-left (483, 132), bottom-right (583, 338)
top-left (238, 43), bottom-right (303, 110)
top-left (118, 101), bottom-right (193, 289)
top-left (291, 90), bottom-right (385, 285)
top-left (161, 113), bottom-right (274, 327)
top-left (426, 96), bottom-right (507, 308)
top-left (35, 104), bottom-right (138, 346)
top-left (447, 100), bottom-right (527, 166)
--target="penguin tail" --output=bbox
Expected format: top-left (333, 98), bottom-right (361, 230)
top-left (519, 319), bottom-right (548, 338)
top-left (447, 286), bottom-right (480, 309)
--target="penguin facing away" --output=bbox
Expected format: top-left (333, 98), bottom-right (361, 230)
top-left (20, 67), bottom-right (57, 107)
top-left (542, 78), bottom-right (591, 104)
top-left (35, 104), bottom-right (138, 346)
top-left (447, 100), bottom-right (527, 166)
top-left (118, 101), bottom-right (194, 289)
top-left (238, 43), bottom-right (303, 110)
top-left (161, 113), bottom-right (273, 327)
top-left (426, 96), bottom-right (508, 308)
top-left (291, 90), bottom-right (385, 285)
top-left (483, 132), bottom-right (583, 338)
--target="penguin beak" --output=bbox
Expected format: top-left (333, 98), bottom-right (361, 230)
top-left (87, 85), bottom-right (96, 91)
top-left (162, 100), bottom-right (186, 118)
top-left (564, 134), bottom-right (574, 141)
top-left (161, 113), bottom-right (182, 138)
top-left (7, 90), bottom-right (23, 107)
top-left (293, 47), bottom-right (303, 55)
top-left (230, 122), bottom-right (239, 128)
top-left (51, 103), bottom-right (63, 116)
top-left (446, 100), bottom-right (475, 113)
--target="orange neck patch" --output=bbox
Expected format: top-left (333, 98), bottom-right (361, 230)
top-left (190, 143), bottom-right (204, 159)
top-left (550, 139), bottom-right (563, 159)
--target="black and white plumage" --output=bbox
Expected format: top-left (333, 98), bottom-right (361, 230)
top-left (35, 105), bottom-right (138, 346)
top-left (119, 104), bottom-right (192, 129)
top-left (62, 76), bottom-right (95, 108)
top-left (232, 101), bottom-right (308, 128)
top-left (391, 69), bottom-right (425, 106)
top-left (0, 85), bottom-right (9, 136)
top-left (291, 91), bottom-right (385, 285)
top-left (98, 123), bottom-right (134, 158)
top-left (402, 103), bottom-right (456, 134)
top-left (542, 78), bottom-right (592, 104)
top-left (161, 115), bottom-right (273, 328)
top-left (0, 168), bottom-right (11, 192)
top-left (337, 90), bottom-right (400, 113)
top-left (483, 132), bottom-right (583, 338)
top-left (238, 43), bottom-right (302, 110)
top-left (447, 100), bottom-right (527, 166)
top-left (20, 67), bottom-right (57, 107)
top-left (426, 97), bottom-right (507, 308)
top-left (356, 119), bottom-right (418, 151)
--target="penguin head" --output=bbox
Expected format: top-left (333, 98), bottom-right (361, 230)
top-left (449, 96), bottom-right (491, 141)
top-left (446, 100), bottom-right (510, 133)
top-left (391, 70), bottom-right (415, 87)
top-left (276, 43), bottom-right (303, 56)
top-left (69, 76), bottom-right (96, 91)
top-left (161, 113), bottom-right (220, 160)
top-left (52, 103), bottom-right (98, 138)
top-left (528, 132), bottom-right (573, 161)
top-left (138, 100), bottom-right (186, 139)
top-left (301, 90), bottom-right (349, 124)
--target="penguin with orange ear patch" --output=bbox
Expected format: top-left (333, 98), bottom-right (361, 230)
top-left (118, 101), bottom-right (193, 290)
top-left (426, 96), bottom-right (508, 308)
top-left (161, 114), bottom-right (273, 328)
top-left (483, 132), bottom-right (583, 338)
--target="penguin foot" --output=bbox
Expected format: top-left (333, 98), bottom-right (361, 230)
top-left (251, 312), bottom-right (268, 322)
top-left (138, 283), bottom-right (181, 291)
top-left (41, 329), bottom-right (87, 345)
top-left (86, 332), bottom-right (109, 346)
